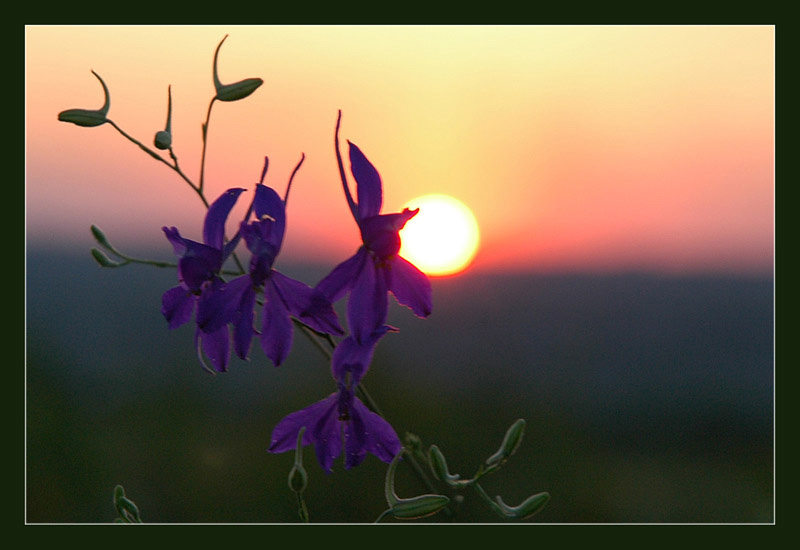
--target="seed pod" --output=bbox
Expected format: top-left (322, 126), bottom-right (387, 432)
top-left (485, 419), bottom-right (526, 468)
top-left (58, 70), bottom-right (110, 127)
top-left (212, 35), bottom-right (263, 102)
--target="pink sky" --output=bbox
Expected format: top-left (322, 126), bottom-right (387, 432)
top-left (26, 25), bottom-right (774, 275)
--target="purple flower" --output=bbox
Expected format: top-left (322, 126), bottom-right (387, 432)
top-left (268, 384), bottom-right (402, 473)
top-left (196, 184), bottom-right (343, 366)
top-left (317, 138), bottom-right (432, 345)
top-left (161, 188), bottom-right (246, 373)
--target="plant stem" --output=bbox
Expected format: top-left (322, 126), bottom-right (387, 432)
top-left (199, 98), bottom-right (216, 193)
top-left (107, 120), bottom-right (208, 207)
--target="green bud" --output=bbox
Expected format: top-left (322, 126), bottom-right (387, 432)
top-left (428, 445), bottom-right (462, 484)
top-left (90, 224), bottom-right (111, 247)
top-left (404, 432), bottom-right (422, 451)
top-left (212, 35), bottom-right (263, 102)
top-left (485, 419), bottom-right (526, 468)
top-left (390, 494), bottom-right (451, 520)
top-left (154, 130), bottom-right (171, 150)
top-left (117, 497), bottom-right (141, 523)
top-left (58, 70), bottom-right (110, 127)
top-left (153, 85), bottom-right (172, 150)
top-left (384, 449), bottom-right (450, 520)
top-left (288, 464), bottom-right (308, 494)
top-left (91, 248), bottom-right (121, 268)
top-left (58, 108), bottom-right (107, 127)
top-left (113, 485), bottom-right (125, 507)
top-left (112, 484), bottom-right (142, 522)
top-left (288, 427), bottom-right (308, 494)
top-left (494, 492), bottom-right (550, 519)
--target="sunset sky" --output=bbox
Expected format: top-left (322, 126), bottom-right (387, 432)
top-left (26, 25), bottom-right (774, 275)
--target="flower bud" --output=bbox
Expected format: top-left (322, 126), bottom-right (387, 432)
top-left (153, 85), bottom-right (172, 150)
top-left (90, 224), bottom-right (111, 248)
top-left (288, 427), bottom-right (308, 494)
top-left (212, 35), bottom-right (263, 102)
top-left (494, 492), bottom-right (550, 519)
top-left (154, 130), bottom-right (171, 150)
top-left (112, 485), bottom-right (142, 523)
top-left (485, 418), bottom-right (526, 468)
top-left (91, 248), bottom-right (121, 268)
top-left (383, 448), bottom-right (450, 520)
top-left (390, 494), bottom-right (450, 520)
top-left (288, 463), bottom-right (308, 494)
top-left (428, 445), bottom-right (462, 484)
top-left (58, 70), bottom-right (110, 127)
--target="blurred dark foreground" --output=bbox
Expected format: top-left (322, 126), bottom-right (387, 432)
top-left (26, 249), bottom-right (773, 523)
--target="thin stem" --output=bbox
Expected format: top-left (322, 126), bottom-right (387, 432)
top-left (107, 119), bottom-right (210, 209)
top-left (169, 148), bottom-right (209, 209)
top-left (334, 110), bottom-right (358, 219)
top-left (295, 493), bottom-right (309, 523)
top-left (293, 319), bottom-right (333, 359)
top-left (284, 153), bottom-right (305, 203)
top-left (473, 482), bottom-right (504, 518)
top-left (374, 509), bottom-right (393, 523)
top-left (199, 98), bottom-right (216, 193)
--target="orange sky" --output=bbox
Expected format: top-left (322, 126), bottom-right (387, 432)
top-left (26, 25), bottom-right (774, 275)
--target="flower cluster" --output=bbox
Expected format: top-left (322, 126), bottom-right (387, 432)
top-left (162, 124), bottom-right (432, 473)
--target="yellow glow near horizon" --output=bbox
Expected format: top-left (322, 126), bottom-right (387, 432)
top-left (399, 194), bottom-right (480, 277)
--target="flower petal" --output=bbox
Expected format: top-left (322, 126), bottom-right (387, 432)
top-left (331, 328), bottom-right (389, 385)
top-left (386, 255), bottom-right (432, 318)
top-left (196, 275), bottom-right (252, 334)
top-left (352, 398), bottom-right (402, 464)
top-left (163, 226), bottom-right (188, 257)
top-left (271, 270), bottom-right (343, 335)
top-left (348, 141), bottom-right (383, 220)
top-left (261, 279), bottom-right (293, 366)
top-left (268, 393), bottom-right (338, 453)
top-left (232, 284), bottom-right (256, 360)
top-left (252, 184), bottom-right (286, 250)
top-left (312, 399), bottom-right (343, 474)
top-left (344, 403), bottom-right (368, 469)
top-left (195, 325), bottom-right (230, 373)
top-left (360, 209), bottom-right (419, 259)
top-left (161, 285), bottom-right (196, 329)
top-left (203, 187), bottom-right (246, 250)
top-left (347, 258), bottom-right (388, 343)
top-left (315, 247), bottom-right (368, 304)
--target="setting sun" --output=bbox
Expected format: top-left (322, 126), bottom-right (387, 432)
top-left (398, 194), bottom-right (480, 277)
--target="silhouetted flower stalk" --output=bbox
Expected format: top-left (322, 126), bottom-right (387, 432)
top-left (59, 33), bottom-right (550, 523)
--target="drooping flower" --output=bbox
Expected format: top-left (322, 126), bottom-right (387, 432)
top-left (268, 384), bottom-right (402, 473)
top-left (161, 187), bottom-right (245, 373)
top-left (196, 183), bottom-right (343, 366)
top-left (316, 116), bottom-right (432, 348)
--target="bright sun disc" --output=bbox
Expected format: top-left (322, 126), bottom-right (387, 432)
top-left (399, 194), bottom-right (480, 277)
